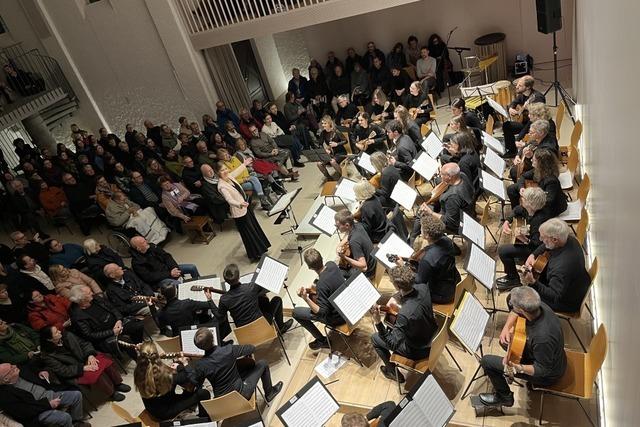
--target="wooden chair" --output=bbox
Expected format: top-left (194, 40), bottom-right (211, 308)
top-left (324, 322), bottom-right (363, 366)
top-left (575, 208), bottom-right (589, 249)
top-left (560, 120), bottom-right (582, 162)
top-left (138, 411), bottom-right (160, 427)
top-left (234, 316), bottom-right (290, 365)
top-left (111, 403), bottom-right (140, 424)
top-left (555, 102), bottom-right (565, 140)
top-left (558, 173), bottom-right (590, 225)
top-left (479, 200), bottom-right (498, 245)
top-left (201, 391), bottom-right (261, 423)
top-left (420, 123), bottom-right (430, 137)
top-left (559, 146), bottom-right (580, 192)
top-left (341, 131), bottom-right (354, 155)
top-left (372, 261), bottom-right (386, 289)
top-left (532, 324), bottom-right (607, 427)
top-left (369, 418), bottom-right (381, 427)
top-left (485, 114), bottom-right (495, 135)
top-left (155, 336), bottom-right (181, 353)
top-left (389, 317), bottom-right (461, 394)
top-left (554, 257), bottom-right (598, 352)
top-left (182, 215), bottom-right (216, 244)
top-left (432, 276), bottom-right (476, 318)
top-left (426, 94), bottom-right (441, 135)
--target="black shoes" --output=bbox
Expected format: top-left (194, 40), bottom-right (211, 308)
top-left (380, 365), bottom-right (405, 383)
top-left (279, 319), bottom-right (294, 334)
top-left (111, 392), bottom-right (126, 402)
top-left (308, 338), bottom-right (330, 350)
top-left (265, 381), bottom-right (283, 402)
top-left (293, 160), bottom-right (305, 168)
top-left (115, 383), bottom-right (131, 393)
top-left (479, 392), bottom-right (514, 407)
top-left (496, 275), bottom-right (522, 291)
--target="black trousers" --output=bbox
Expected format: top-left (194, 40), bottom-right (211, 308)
top-left (480, 355), bottom-right (556, 398)
top-left (238, 359), bottom-right (274, 400)
top-left (507, 182), bottom-right (521, 209)
top-left (502, 120), bottom-right (524, 154)
top-left (146, 388), bottom-right (211, 421)
top-left (371, 332), bottom-right (429, 370)
top-left (498, 243), bottom-right (533, 278)
top-left (258, 295), bottom-right (285, 329)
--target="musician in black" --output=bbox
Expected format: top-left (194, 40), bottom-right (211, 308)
top-left (216, 263), bottom-right (293, 334)
top-left (502, 75), bottom-right (546, 157)
top-left (352, 112), bottom-right (386, 154)
top-left (497, 187), bottom-right (552, 290)
top-left (507, 148), bottom-right (567, 218)
top-left (293, 249), bottom-right (347, 350)
top-left (371, 265), bottom-right (437, 383)
top-left (370, 152), bottom-right (401, 209)
top-left (418, 163), bottom-right (475, 234)
top-left (335, 95), bottom-right (358, 129)
top-left (520, 219), bottom-right (591, 313)
top-left (191, 328), bottom-right (283, 401)
top-left (478, 286), bottom-right (566, 406)
top-left (334, 209), bottom-right (377, 278)
top-left (353, 180), bottom-right (387, 244)
top-left (450, 97), bottom-right (482, 130)
top-left (445, 132), bottom-right (481, 194)
top-left (514, 103), bottom-right (556, 153)
top-left (402, 81), bottom-right (433, 127)
top-left (317, 115), bottom-right (348, 180)
top-left (103, 263), bottom-right (154, 317)
top-left (510, 119), bottom-right (559, 181)
top-left (386, 119), bottom-right (417, 181)
top-left (409, 214), bottom-right (460, 304)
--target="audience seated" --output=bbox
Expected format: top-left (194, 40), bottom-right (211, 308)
top-left (10, 230), bottom-right (49, 268)
top-left (83, 239), bottom-right (125, 285)
top-left (46, 239), bottom-right (84, 268)
top-left (129, 236), bottom-right (199, 289)
top-left (0, 318), bottom-right (40, 365)
top-left (48, 264), bottom-right (102, 299)
top-left (26, 290), bottom-right (71, 331)
top-left (103, 264), bottom-right (154, 318)
top-left (105, 191), bottom-right (169, 244)
top-left (0, 284), bottom-right (27, 325)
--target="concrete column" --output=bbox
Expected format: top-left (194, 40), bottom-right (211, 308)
top-left (22, 113), bottom-right (57, 152)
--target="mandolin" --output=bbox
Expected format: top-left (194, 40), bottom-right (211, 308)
top-left (377, 304), bottom-right (399, 327)
top-left (337, 235), bottom-right (352, 269)
top-left (354, 130), bottom-right (377, 153)
top-left (131, 295), bottom-right (160, 304)
top-left (189, 285), bottom-right (227, 295)
top-left (504, 316), bottom-right (527, 383)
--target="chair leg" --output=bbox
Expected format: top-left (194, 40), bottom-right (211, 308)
top-left (538, 391), bottom-right (545, 425)
top-left (486, 226), bottom-right (498, 245)
top-left (394, 365), bottom-right (404, 395)
top-left (585, 303), bottom-right (594, 320)
top-left (278, 334), bottom-right (291, 366)
top-left (323, 325), bottom-right (334, 355)
top-left (445, 345), bottom-right (463, 372)
top-left (340, 333), bottom-right (364, 367)
top-left (565, 318), bottom-right (587, 352)
top-left (577, 398), bottom-right (596, 427)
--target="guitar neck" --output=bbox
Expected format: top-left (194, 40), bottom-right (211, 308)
top-left (189, 285), bottom-right (226, 295)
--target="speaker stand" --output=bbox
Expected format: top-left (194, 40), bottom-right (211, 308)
top-left (543, 31), bottom-right (576, 124)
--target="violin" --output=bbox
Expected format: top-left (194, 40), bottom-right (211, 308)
top-left (386, 244), bottom-right (427, 272)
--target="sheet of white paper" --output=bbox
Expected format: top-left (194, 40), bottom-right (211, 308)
top-left (183, 422), bottom-right (217, 427)
top-left (412, 375), bottom-right (455, 427)
top-left (558, 200), bottom-right (583, 221)
top-left (558, 170), bottom-right (573, 189)
top-left (180, 327), bottom-right (217, 355)
top-left (480, 170), bottom-right (506, 200)
top-left (375, 232), bottom-right (414, 269)
top-left (422, 132), bottom-right (443, 159)
top-left (280, 382), bottom-right (339, 427)
top-left (268, 188), bottom-right (300, 216)
top-left (462, 212), bottom-right (485, 250)
top-left (254, 257), bottom-right (288, 294)
top-left (482, 131), bottom-right (505, 155)
top-left (466, 244), bottom-right (496, 290)
top-left (334, 178), bottom-right (358, 201)
top-left (412, 152), bottom-right (440, 181)
top-left (357, 152), bottom-right (377, 174)
top-left (391, 180), bottom-right (418, 211)
top-left (389, 401), bottom-right (425, 427)
top-left (178, 277), bottom-right (222, 302)
top-left (450, 292), bottom-right (490, 353)
top-left (483, 147), bottom-right (506, 178)
top-left (314, 354), bottom-right (347, 379)
top-left (332, 274), bottom-right (381, 325)
top-left (246, 423), bottom-right (263, 427)
top-left (310, 204), bottom-right (337, 236)
top-left (486, 96), bottom-right (509, 118)
top-left (459, 82), bottom-right (497, 98)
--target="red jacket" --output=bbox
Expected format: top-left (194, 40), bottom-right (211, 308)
top-left (27, 294), bottom-right (71, 331)
top-left (38, 186), bottom-right (68, 215)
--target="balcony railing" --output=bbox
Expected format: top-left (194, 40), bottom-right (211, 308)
top-left (175, 0), bottom-right (333, 34)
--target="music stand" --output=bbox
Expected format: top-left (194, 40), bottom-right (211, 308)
top-left (302, 148), bottom-right (331, 163)
top-left (268, 188), bottom-right (310, 264)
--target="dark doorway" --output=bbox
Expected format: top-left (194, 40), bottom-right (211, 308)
top-left (231, 40), bottom-right (268, 103)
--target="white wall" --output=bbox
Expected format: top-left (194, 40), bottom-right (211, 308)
top-left (277, 0), bottom-right (573, 85)
top-left (573, 1), bottom-right (640, 426)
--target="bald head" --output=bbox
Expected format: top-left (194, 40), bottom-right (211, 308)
top-left (103, 263), bottom-right (124, 280)
top-left (130, 236), bottom-right (149, 253)
top-left (0, 363), bottom-right (18, 385)
top-left (441, 163), bottom-right (460, 178)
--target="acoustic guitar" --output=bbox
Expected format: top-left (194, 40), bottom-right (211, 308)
top-left (189, 285), bottom-right (227, 295)
top-left (518, 250), bottom-right (550, 279)
top-left (377, 304), bottom-right (399, 327)
top-left (504, 316), bottom-right (527, 383)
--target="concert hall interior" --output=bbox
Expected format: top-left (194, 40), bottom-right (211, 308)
top-left (0, 0), bottom-right (635, 426)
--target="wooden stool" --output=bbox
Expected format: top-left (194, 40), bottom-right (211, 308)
top-left (183, 215), bottom-right (216, 244)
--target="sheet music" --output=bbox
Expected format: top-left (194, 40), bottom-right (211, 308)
top-left (462, 212), bottom-right (485, 250)
top-left (357, 152), bottom-right (377, 174)
top-left (180, 327), bottom-right (217, 355)
top-left (412, 375), bottom-right (455, 427)
top-left (178, 277), bottom-right (222, 302)
top-left (254, 256), bottom-right (288, 294)
top-left (268, 187), bottom-right (300, 216)
top-left (486, 96), bottom-right (509, 119)
top-left (482, 131), bottom-right (505, 155)
top-left (334, 178), bottom-right (358, 201)
top-left (310, 204), bottom-right (337, 236)
top-left (332, 273), bottom-right (380, 325)
top-left (451, 292), bottom-right (490, 354)
top-left (375, 232), bottom-right (414, 269)
top-left (483, 146), bottom-right (506, 177)
top-left (391, 180), bottom-right (418, 211)
top-left (466, 244), bottom-right (495, 290)
top-left (422, 131), bottom-right (443, 159)
top-left (480, 170), bottom-right (506, 200)
top-left (558, 200), bottom-right (583, 221)
top-left (389, 401), bottom-right (424, 427)
top-left (411, 152), bottom-right (440, 181)
top-left (280, 381), bottom-right (339, 427)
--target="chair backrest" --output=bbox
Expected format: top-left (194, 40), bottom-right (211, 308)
top-left (567, 146), bottom-right (580, 176)
top-left (485, 114), bottom-right (495, 135)
top-left (373, 261), bottom-right (385, 288)
top-left (201, 391), bottom-right (255, 422)
top-left (480, 199), bottom-right (492, 227)
top-left (588, 256), bottom-right (598, 283)
top-left (585, 324), bottom-right (608, 390)
top-left (575, 208), bottom-right (589, 248)
top-left (420, 123), bottom-right (430, 137)
top-left (111, 402), bottom-right (139, 424)
top-left (555, 102), bottom-right (565, 139)
top-left (570, 120), bottom-right (583, 149)
top-left (428, 94), bottom-right (436, 119)
top-left (138, 410), bottom-right (159, 427)
top-left (577, 173), bottom-right (591, 205)
top-left (155, 336), bottom-right (181, 353)
top-left (453, 276), bottom-right (477, 310)
top-left (428, 317), bottom-right (451, 367)
top-left (234, 316), bottom-right (277, 346)
top-left (342, 131), bottom-right (353, 155)
top-left (407, 171), bottom-right (416, 189)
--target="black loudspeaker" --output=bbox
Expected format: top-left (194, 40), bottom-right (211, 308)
top-left (536, 0), bottom-right (562, 34)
